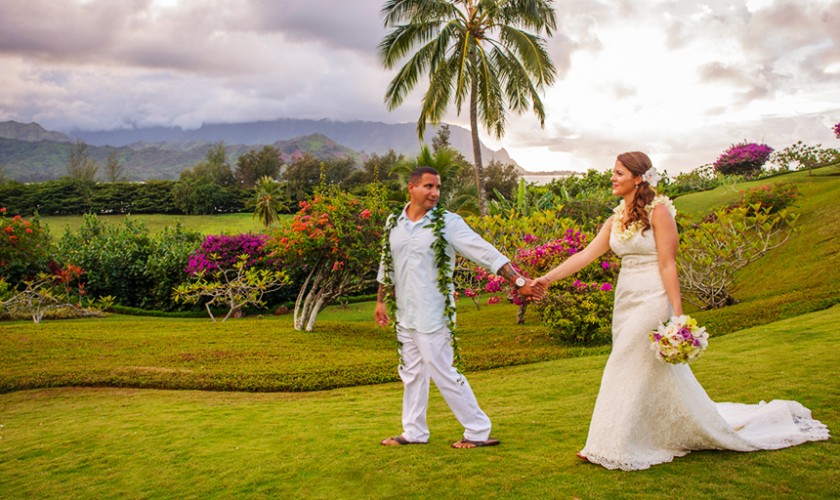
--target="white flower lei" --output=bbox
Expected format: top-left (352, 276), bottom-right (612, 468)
top-left (612, 195), bottom-right (676, 241)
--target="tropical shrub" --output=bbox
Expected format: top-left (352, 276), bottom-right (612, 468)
top-left (266, 185), bottom-right (389, 331)
top-left (173, 254), bottom-right (290, 322)
top-left (834, 121), bottom-right (840, 139)
top-left (737, 183), bottom-right (799, 215)
top-left (516, 230), bottom-right (620, 345)
top-left (713, 142), bottom-right (773, 179)
top-left (678, 205), bottom-right (798, 309)
top-left (0, 208), bottom-right (52, 287)
top-left (0, 263), bottom-right (113, 323)
top-left (769, 141), bottom-right (840, 175)
top-left (56, 215), bottom-right (152, 307)
top-left (143, 223), bottom-right (204, 311)
top-left (657, 164), bottom-right (723, 198)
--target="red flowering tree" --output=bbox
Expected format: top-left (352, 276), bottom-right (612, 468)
top-left (0, 208), bottom-right (52, 287)
top-left (265, 185), bottom-right (389, 331)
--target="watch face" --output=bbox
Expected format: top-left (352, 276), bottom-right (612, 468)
top-left (515, 276), bottom-right (526, 287)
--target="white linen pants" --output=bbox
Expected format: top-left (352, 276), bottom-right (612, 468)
top-left (397, 325), bottom-right (492, 443)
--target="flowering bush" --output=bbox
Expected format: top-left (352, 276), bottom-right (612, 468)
top-left (713, 142), bottom-right (773, 179)
top-left (518, 229), bottom-right (620, 345)
top-left (186, 233), bottom-right (272, 275)
top-left (266, 185), bottom-right (389, 331)
top-left (0, 262), bottom-right (113, 323)
top-left (738, 183), bottom-right (799, 215)
top-left (0, 208), bottom-right (52, 287)
top-left (834, 122), bottom-right (840, 139)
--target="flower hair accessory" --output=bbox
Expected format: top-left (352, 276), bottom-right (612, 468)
top-left (641, 167), bottom-right (660, 187)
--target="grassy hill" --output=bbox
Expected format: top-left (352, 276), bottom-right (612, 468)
top-left (674, 166), bottom-right (840, 335)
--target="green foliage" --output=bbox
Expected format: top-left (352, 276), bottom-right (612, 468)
top-left (55, 214), bottom-right (202, 310)
top-left (380, 0), bottom-right (558, 214)
top-left (483, 160), bottom-right (520, 202)
top-left (544, 169), bottom-right (614, 202)
top-left (678, 205), bottom-right (798, 309)
top-left (0, 179), bottom-right (183, 216)
top-left (66, 140), bottom-right (99, 182)
top-left (248, 176), bottom-right (288, 227)
top-left (0, 264), bottom-right (112, 323)
top-left (280, 153), bottom-right (356, 206)
top-left (173, 254), bottom-right (290, 322)
top-left (769, 141), bottom-right (840, 177)
top-left (235, 145), bottom-right (283, 188)
top-left (0, 209), bottom-right (52, 286)
top-left (657, 163), bottom-right (724, 198)
top-left (143, 223), bottom-right (204, 311)
top-left (535, 288), bottom-right (614, 344)
top-left (737, 183), bottom-right (800, 215)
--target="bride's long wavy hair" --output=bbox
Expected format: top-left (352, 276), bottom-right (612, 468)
top-left (617, 151), bottom-right (656, 233)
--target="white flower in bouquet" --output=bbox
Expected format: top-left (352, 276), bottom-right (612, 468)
top-left (649, 315), bottom-right (709, 364)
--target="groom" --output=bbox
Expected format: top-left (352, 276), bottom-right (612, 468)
top-left (375, 166), bottom-right (543, 449)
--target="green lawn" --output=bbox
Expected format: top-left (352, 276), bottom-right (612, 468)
top-left (1, 305), bottom-right (837, 498)
top-left (38, 212), bottom-right (277, 236)
top-left (1, 167), bottom-right (839, 497)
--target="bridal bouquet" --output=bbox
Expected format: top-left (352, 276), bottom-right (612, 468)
top-left (649, 315), bottom-right (709, 364)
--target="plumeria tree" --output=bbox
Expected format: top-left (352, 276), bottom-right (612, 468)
top-left (266, 185), bottom-right (390, 331)
top-left (678, 205), bottom-right (797, 309)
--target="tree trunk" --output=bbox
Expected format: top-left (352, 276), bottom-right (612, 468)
top-left (470, 80), bottom-right (488, 216)
top-left (516, 303), bottom-right (527, 325)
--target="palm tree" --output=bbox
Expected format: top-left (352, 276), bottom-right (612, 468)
top-left (379, 0), bottom-right (557, 215)
top-left (249, 176), bottom-right (287, 227)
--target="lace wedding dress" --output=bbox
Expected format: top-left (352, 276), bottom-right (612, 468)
top-left (578, 198), bottom-right (830, 471)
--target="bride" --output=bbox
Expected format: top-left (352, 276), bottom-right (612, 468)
top-left (534, 151), bottom-right (829, 471)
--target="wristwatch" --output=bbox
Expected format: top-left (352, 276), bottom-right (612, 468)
top-left (514, 276), bottom-right (527, 288)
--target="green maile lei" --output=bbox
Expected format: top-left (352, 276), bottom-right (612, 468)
top-left (379, 203), bottom-right (464, 376)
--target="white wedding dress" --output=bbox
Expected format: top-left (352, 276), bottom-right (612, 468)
top-left (579, 198), bottom-right (830, 471)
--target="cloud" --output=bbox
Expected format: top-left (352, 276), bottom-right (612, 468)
top-left (0, 0), bottom-right (838, 175)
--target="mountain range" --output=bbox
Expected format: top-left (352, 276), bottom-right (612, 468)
top-left (0, 119), bottom-right (522, 182)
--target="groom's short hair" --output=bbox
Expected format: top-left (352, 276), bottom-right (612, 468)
top-left (408, 166), bottom-right (440, 185)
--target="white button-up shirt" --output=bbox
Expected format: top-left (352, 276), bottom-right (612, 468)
top-left (377, 206), bottom-right (510, 333)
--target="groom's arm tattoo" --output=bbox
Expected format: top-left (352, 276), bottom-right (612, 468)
top-left (497, 263), bottom-right (520, 283)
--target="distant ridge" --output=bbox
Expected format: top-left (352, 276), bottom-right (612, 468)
top-left (70, 117), bottom-right (519, 167)
top-left (0, 121), bottom-right (73, 143)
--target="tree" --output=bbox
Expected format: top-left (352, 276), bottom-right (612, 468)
top-left (236, 146), bottom-right (283, 188)
top-left (281, 153), bottom-right (356, 206)
top-left (380, 0), bottom-right (557, 215)
top-left (67, 140), bottom-right (99, 182)
top-left (104, 151), bottom-right (127, 182)
top-left (249, 176), bottom-right (288, 227)
top-left (678, 205), bottom-right (797, 309)
top-left (266, 185), bottom-right (389, 331)
top-left (483, 159), bottom-right (520, 202)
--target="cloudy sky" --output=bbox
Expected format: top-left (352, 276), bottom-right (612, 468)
top-left (1, 0), bottom-right (838, 174)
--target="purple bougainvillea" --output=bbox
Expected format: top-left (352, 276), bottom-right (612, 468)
top-left (713, 142), bottom-right (773, 178)
top-left (186, 233), bottom-right (272, 275)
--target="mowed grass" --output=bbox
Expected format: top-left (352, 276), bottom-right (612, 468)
top-left (0, 303), bottom-right (596, 393)
top-left (1, 305), bottom-right (837, 498)
top-left (37, 212), bottom-right (281, 236)
top-left (674, 167), bottom-right (840, 334)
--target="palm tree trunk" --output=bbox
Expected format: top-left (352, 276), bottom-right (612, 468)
top-left (470, 80), bottom-right (488, 216)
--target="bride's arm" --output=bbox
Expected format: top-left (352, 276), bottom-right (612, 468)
top-left (652, 204), bottom-right (683, 316)
top-left (536, 216), bottom-right (613, 287)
